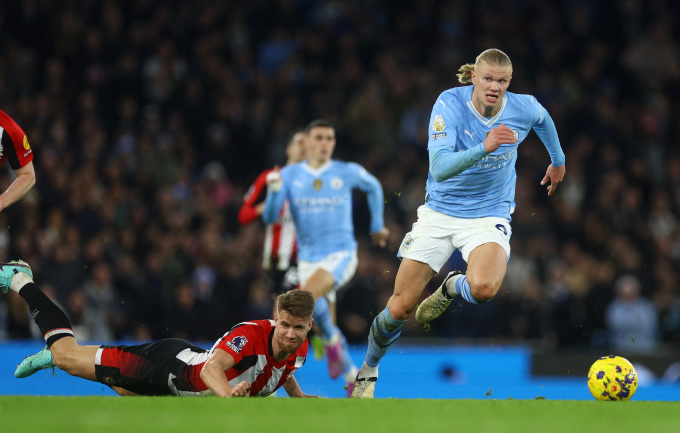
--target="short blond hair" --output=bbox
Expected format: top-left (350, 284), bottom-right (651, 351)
top-left (457, 49), bottom-right (513, 84)
top-left (277, 289), bottom-right (315, 319)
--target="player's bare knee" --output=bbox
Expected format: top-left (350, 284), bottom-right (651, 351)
top-left (400, 304), bottom-right (416, 319)
top-left (386, 299), bottom-right (411, 321)
top-left (469, 281), bottom-right (499, 303)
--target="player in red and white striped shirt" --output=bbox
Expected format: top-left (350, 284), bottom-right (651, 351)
top-left (238, 129), bottom-right (305, 295)
top-left (0, 109), bottom-right (36, 211)
top-left (4, 260), bottom-right (319, 398)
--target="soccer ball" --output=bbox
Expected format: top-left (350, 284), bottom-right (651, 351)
top-left (587, 355), bottom-right (638, 401)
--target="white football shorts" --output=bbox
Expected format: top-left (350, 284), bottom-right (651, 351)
top-left (397, 205), bottom-right (511, 273)
top-left (298, 249), bottom-right (358, 303)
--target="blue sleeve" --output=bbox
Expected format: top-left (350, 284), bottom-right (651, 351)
top-left (427, 93), bottom-right (489, 182)
top-left (262, 172), bottom-right (288, 225)
top-left (348, 163), bottom-right (384, 234)
top-left (429, 144), bottom-right (488, 182)
top-left (532, 101), bottom-right (565, 167)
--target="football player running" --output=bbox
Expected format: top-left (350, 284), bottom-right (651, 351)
top-left (263, 119), bottom-right (389, 396)
top-left (351, 49), bottom-right (565, 398)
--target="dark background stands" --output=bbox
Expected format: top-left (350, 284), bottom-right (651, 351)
top-left (1, 1), bottom-right (679, 354)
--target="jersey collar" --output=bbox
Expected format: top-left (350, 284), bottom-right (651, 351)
top-left (268, 328), bottom-right (275, 358)
top-left (466, 96), bottom-right (508, 128)
top-left (302, 159), bottom-right (333, 176)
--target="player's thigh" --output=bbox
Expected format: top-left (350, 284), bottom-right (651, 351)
top-left (456, 217), bottom-right (511, 264)
top-left (460, 218), bottom-right (511, 296)
top-left (300, 267), bottom-right (335, 299)
top-left (467, 242), bottom-right (508, 289)
top-left (95, 339), bottom-right (203, 396)
top-left (398, 206), bottom-right (458, 274)
top-left (299, 250), bottom-right (357, 299)
top-left (387, 258), bottom-right (437, 319)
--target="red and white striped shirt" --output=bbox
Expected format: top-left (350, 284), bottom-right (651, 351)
top-left (174, 320), bottom-right (308, 397)
top-left (239, 168), bottom-right (297, 270)
top-left (0, 109), bottom-right (33, 169)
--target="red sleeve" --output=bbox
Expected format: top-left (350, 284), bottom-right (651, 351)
top-left (238, 169), bottom-right (271, 225)
top-left (216, 323), bottom-right (260, 364)
top-left (0, 109), bottom-right (33, 170)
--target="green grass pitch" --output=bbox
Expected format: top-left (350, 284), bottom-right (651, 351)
top-left (0, 396), bottom-right (677, 433)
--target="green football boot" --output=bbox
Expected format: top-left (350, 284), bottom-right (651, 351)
top-left (0, 260), bottom-right (33, 293)
top-left (15, 346), bottom-right (55, 378)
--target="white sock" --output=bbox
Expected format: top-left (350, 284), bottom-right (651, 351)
top-left (10, 272), bottom-right (34, 294)
top-left (357, 361), bottom-right (379, 379)
top-left (344, 366), bottom-right (359, 383)
top-left (445, 274), bottom-right (463, 297)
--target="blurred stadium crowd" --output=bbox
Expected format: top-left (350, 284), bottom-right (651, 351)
top-left (1, 0), bottom-right (679, 353)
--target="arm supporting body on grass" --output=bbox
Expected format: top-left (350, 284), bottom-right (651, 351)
top-left (200, 348), bottom-right (251, 397)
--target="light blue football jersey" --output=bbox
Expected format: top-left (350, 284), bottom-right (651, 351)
top-left (426, 85), bottom-right (565, 220)
top-left (263, 160), bottom-right (385, 262)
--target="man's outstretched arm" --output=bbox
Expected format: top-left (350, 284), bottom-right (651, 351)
top-left (200, 348), bottom-right (250, 397)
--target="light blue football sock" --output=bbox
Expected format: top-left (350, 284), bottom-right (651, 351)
top-left (312, 297), bottom-right (336, 340)
top-left (455, 275), bottom-right (479, 305)
top-left (365, 307), bottom-right (407, 367)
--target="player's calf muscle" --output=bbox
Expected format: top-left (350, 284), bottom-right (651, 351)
top-left (52, 342), bottom-right (98, 379)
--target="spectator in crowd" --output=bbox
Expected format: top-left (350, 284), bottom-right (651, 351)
top-left (0, 1), bottom-right (678, 358)
top-left (606, 274), bottom-right (658, 352)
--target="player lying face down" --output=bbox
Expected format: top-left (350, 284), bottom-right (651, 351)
top-left (4, 260), bottom-right (319, 398)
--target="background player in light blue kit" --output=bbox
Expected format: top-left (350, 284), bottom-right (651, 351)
top-left (263, 119), bottom-right (389, 396)
top-left (351, 49), bottom-right (566, 398)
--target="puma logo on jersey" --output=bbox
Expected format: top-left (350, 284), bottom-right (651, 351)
top-left (464, 130), bottom-right (476, 140)
top-left (439, 100), bottom-right (446, 108)
top-left (293, 180), bottom-right (303, 189)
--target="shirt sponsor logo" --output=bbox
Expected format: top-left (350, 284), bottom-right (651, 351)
top-left (226, 336), bottom-right (248, 353)
top-left (432, 115), bottom-right (446, 132)
top-left (293, 196), bottom-right (345, 207)
top-left (430, 133), bottom-right (447, 140)
top-left (402, 234), bottom-right (413, 249)
top-left (472, 149), bottom-right (517, 170)
top-left (484, 130), bottom-right (519, 140)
